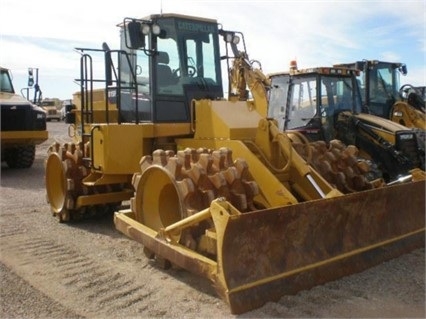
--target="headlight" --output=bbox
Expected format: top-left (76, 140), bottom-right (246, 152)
top-left (232, 35), bottom-right (240, 45)
top-left (141, 24), bottom-right (150, 35)
top-left (152, 24), bottom-right (161, 35)
top-left (224, 33), bottom-right (233, 43)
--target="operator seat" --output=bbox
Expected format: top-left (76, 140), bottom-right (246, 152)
top-left (156, 51), bottom-right (176, 87)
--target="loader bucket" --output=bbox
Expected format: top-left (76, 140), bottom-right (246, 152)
top-left (114, 179), bottom-right (425, 314)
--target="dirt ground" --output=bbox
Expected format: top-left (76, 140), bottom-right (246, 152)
top-left (0, 121), bottom-right (425, 318)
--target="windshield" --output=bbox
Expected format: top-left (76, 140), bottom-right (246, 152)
top-left (270, 73), bottom-right (361, 130)
top-left (121, 17), bottom-right (222, 97)
top-left (268, 74), bottom-right (290, 130)
top-left (368, 65), bottom-right (396, 103)
top-left (41, 101), bottom-right (56, 107)
top-left (155, 17), bottom-right (222, 96)
top-left (0, 69), bottom-right (15, 93)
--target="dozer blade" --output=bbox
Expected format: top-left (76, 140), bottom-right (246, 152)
top-left (114, 180), bottom-right (425, 314)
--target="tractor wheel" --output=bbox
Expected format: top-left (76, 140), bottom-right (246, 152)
top-left (5, 145), bottom-right (35, 168)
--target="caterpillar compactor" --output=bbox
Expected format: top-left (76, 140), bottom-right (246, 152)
top-left (44, 14), bottom-right (425, 314)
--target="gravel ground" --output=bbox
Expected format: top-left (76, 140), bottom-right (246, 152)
top-left (0, 262), bottom-right (83, 319)
top-left (0, 121), bottom-right (425, 319)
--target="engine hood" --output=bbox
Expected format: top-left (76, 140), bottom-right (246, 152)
top-left (355, 112), bottom-right (410, 132)
top-left (0, 92), bottom-right (46, 113)
top-left (0, 92), bottom-right (33, 105)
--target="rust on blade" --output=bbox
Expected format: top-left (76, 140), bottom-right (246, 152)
top-left (215, 180), bottom-right (425, 314)
top-left (114, 210), bottom-right (218, 281)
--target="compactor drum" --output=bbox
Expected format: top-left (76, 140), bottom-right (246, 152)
top-left (45, 13), bottom-right (425, 314)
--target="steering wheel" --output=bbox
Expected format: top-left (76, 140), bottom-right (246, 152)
top-left (399, 84), bottom-right (416, 100)
top-left (172, 66), bottom-right (197, 78)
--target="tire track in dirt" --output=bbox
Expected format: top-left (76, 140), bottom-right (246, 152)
top-left (0, 217), bottom-right (28, 238)
top-left (0, 216), bottom-right (163, 318)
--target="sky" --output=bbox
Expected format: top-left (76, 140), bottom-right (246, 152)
top-left (0, 0), bottom-right (425, 100)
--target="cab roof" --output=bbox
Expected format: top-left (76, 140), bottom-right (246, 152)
top-left (269, 66), bottom-right (359, 78)
top-left (143, 13), bottom-right (218, 24)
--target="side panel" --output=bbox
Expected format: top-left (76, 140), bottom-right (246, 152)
top-left (194, 100), bottom-right (262, 140)
top-left (92, 124), bottom-right (152, 174)
top-left (91, 123), bottom-right (192, 174)
top-left (1, 131), bottom-right (48, 146)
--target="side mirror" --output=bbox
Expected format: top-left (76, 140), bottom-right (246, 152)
top-left (355, 61), bottom-right (365, 72)
top-left (65, 110), bottom-right (76, 124)
top-left (102, 42), bottom-right (113, 86)
top-left (28, 68), bottom-right (34, 87)
top-left (127, 21), bottom-right (145, 49)
top-left (400, 64), bottom-right (407, 76)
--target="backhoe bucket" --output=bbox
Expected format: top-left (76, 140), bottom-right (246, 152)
top-left (114, 179), bottom-right (425, 314)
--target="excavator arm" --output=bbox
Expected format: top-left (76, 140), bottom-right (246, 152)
top-left (229, 56), bottom-right (270, 117)
top-left (224, 31), bottom-right (270, 117)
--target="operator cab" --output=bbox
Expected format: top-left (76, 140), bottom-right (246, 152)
top-left (268, 67), bottom-right (362, 142)
top-left (0, 67), bottom-right (15, 93)
top-left (118, 14), bottom-right (224, 123)
top-left (335, 61), bottom-right (407, 118)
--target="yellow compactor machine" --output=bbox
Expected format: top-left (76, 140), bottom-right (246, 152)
top-left (44, 14), bottom-right (425, 314)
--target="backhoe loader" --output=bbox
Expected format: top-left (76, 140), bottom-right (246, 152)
top-left (334, 61), bottom-right (425, 177)
top-left (44, 13), bottom-right (425, 314)
top-left (268, 63), bottom-right (425, 184)
top-left (334, 60), bottom-right (425, 130)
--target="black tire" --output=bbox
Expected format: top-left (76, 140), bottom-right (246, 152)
top-left (5, 145), bottom-right (35, 169)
